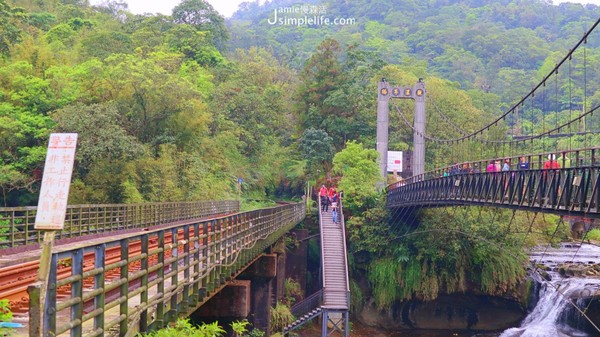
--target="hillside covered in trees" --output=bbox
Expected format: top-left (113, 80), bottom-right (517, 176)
top-left (229, 0), bottom-right (600, 100)
top-left (2, 0), bottom-right (600, 208)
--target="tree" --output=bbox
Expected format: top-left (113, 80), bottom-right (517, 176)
top-left (79, 30), bottom-right (134, 60)
top-left (299, 128), bottom-right (334, 179)
top-left (171, 0), bottom-right (228, 50)
top-left (0, 0), bottom-right (22, 55)
top-left (296, 39), bottom-right (345, 141)
top-left (50, 102), bottom-right (144, 174)
top-left (164, 24), bottom-right (224, 67)
top-left (101, 52), bottom-right (211, 151)
top-left (0, 103), bottom-right (54, 205)
top-left (332, 141), bottom-right (380, 212)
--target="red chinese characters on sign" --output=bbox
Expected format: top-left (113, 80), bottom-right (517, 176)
top-left (35, 133), bottom-right (78, 230)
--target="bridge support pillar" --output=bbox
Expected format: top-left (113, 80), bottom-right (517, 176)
top-left (376, 81), bottom-right (390, 189)
top-left (285, 229), bottom-right (308, 294)
top-left (239, 253), bottom-right (278, 336)
top-left (274, 251), bottom-right (286, 302)
top-left (193, 280), bottom-right (251, 318)
top-left (412, 80), bottom-right (426, 177)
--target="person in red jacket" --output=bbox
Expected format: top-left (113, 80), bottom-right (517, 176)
top-left (328, 185), bottom-right (337, 198)
top-left (543, 154), bottom-right (561, 204)
top-left (543, 154), bottom-right (560, 170)
top-left (319, 185), bottom-right (329, 212)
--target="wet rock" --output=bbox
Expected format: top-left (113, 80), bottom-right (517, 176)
top-left (355, 294), bottom-right (526, 331)
top-left (539, 270), bottom-right (552, 281)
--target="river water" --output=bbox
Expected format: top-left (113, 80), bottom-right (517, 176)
top-left (343, 243), bottom-right (600, 337)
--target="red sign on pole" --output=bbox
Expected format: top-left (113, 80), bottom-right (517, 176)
top-left (34, 133), bottom-right (78, 230)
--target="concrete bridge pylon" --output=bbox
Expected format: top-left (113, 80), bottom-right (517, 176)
top-left (376, 79), bottom-right (426, 189)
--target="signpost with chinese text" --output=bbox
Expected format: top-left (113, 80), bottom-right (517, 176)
top-left (29, 133), bottom-right (77, 337)
top-left (34, 133), bottom-right (78, 230)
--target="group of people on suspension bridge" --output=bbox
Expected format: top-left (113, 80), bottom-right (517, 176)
top-left (439, 153), bottom-right (571, 204)
top-left (319, 185), bottom-right (341, 224)
top-left (442, 152), bottom-right (570, 177)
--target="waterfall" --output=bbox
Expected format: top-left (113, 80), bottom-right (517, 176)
top-left (500, 243), bottom-right (600, 337)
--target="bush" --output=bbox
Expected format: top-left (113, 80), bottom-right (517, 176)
top-left (270, 302), bottom-right (294, 334)
top-left (586, 228), bottom-right (600, 241)
top-left (283, 278), bottom-right (302, 305)
top-left (0, 299), bottom-right (12, 322)
top-left (142, 318), bottom-right (225, 337)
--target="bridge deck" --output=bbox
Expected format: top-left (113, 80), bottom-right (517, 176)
top-left (319, 208), bottom-right (349, 310)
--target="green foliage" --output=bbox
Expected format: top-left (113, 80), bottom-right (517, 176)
top-left (45, 23), bottom-right (77, 46)
top-left (0, 0), bottom-right (23, 55)
top-left (171, 0), bottom-right (228, 50)
top-left (245, 329), bottom-right (265, 337)
top-left (27, 12), bottom-right (56, 30)
top-left (299, 128), bottom-right (334, 177)
top-left (0, 299), bottom-right (12, 322)
top-left (332, 141), bottom-right (380, 212)
top-left (230, 320), bottom-right (249, 337)
top-left (0, 298), bottom-right (12, 337)
top-left (345, 199), bottom-right (390, 255)
top-left (364, 206), bottom-right (528, 309)
top-left (540, 215), bottom-right (571, 245)
top-left (270, 302), bottom-right (294, 334)
top-left (165, 25), bottom-right (224, 67)
top-left (79, 31), bottom-right (134, 60)
top-left (144, 318), bottom-right (225, 337)
top-left (283, 278), bottom-right (302, 305)
top-left (349, 279), bottom-right (364, 314)
top-left (296, 39), bottom-right (349, 149)
top-left (240, 199), bottom-right (277, 212)
top-left (51, 102), bottom-right (144, 173)
top-left (367, 258), bottom-right (401, 308)
top-left (586, 229), bottom-right (600, 241)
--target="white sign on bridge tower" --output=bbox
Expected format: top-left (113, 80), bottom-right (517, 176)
top-left (387, 151), bottom-right (403, 172)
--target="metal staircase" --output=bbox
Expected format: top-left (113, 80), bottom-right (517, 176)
top-left (282, 198), bottom-right (350, 336)
top-left (319, 199), bottom-right (350, 337)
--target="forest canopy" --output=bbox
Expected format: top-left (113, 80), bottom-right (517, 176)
top-left (1, 0), bottom-right (600, 206)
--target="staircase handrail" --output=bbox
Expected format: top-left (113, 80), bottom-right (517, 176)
top-left (339, 195), bottom-right (351, 297)
top-left (290, 289), bottom-right (323, 317)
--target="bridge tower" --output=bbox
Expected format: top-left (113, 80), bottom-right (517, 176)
top-left (376, 79), bottom-right (426, 187)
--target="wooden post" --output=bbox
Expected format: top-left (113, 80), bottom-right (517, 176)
top-left (29, 230), bottom-right (56, 337)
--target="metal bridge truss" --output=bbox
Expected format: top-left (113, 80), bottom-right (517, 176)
top-left (388, 167), bottom-right (600, 218)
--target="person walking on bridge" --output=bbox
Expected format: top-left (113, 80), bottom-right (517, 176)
top-left (517, 156), bottom-right (530, 200)
top-left (328, 185), bottom-right (337, 199)
top-left (543, 154), bottom-right (561, 205)
top-left (319, 185), bottom-right (329, 212)
top-left (331, 192), bottom-right (339, 224)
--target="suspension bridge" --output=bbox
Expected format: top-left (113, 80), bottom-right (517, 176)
top-left (384, 17), bottom-right (600, 224)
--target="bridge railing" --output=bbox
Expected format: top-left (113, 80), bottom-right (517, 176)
top-left (0, 200), bottom-right (239, 250)
top-left (28, 202), bottom-right (305, 337)
top-left (339, 196), bottom-right (351, 306)
top-left (394, 146), bottom-right (600, 186)
top-left (388, 165), bottom-right (600, 217)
